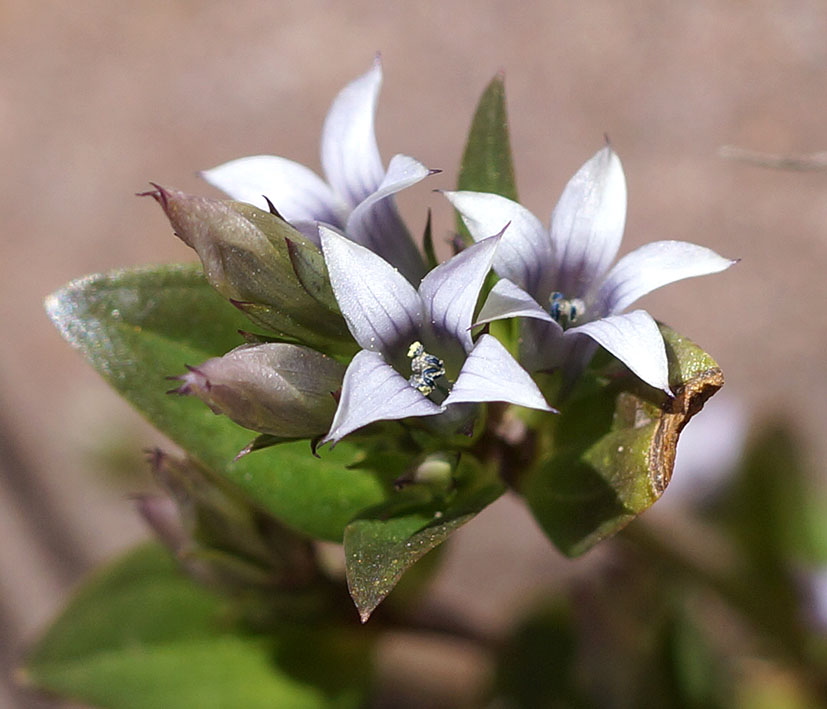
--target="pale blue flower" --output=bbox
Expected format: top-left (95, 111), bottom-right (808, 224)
top-left (318, 226), bottom-right (553, 444)
top-left (444, 146), bottom-right (736, 393)
top-left (202, 57), bottom-right (432, 284)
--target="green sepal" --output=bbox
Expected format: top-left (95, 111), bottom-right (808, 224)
top-left (22, 544), bottom-right (372, 709)
top-left (422, 209), bottom-right (438, 270)
top-left (523, 324), bottom-right (725, 556)
top-left (284, 236), bottom-right (341, 314)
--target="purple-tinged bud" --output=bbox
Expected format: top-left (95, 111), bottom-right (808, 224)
top-left (172, 343), bottom-right (345, 439)
top-left (144, 450), bottom-right (318, 590)
top-left (141, 185), bottom-right (352, 351)
top-left (134, 493), bottom-right (188, 554)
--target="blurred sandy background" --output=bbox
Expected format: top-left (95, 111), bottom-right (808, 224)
top-left (1, 1), bottom-right (826, 705)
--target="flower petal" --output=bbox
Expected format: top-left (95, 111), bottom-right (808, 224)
top-left (201, 155), bottom-right (347, 227)
top-left (444, 334), bottom-right (555, 412)
top-left (475, 278), bottom-right (559, 327)
top-left (319, 226), bottom-right (422, 358)
top-left (442, 190), bottom-right (553, 296)
top-left (598, 240), bottom-right (738, 315)
top-left (551, 146), bottom-right (627, 296)
top-left (568, 310), bottom-right (671, 393)
top-left (419, 233), bottom-right (501, 354)
top-left (346, 154), bottom-right (430, 283)
top-left (324, 350), bottom-right (442, 444)
top-left (321, 58), bottom-right (386, 208)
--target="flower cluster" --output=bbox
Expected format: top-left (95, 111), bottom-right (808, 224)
top-left (153, 59), bottom-right (734, 455)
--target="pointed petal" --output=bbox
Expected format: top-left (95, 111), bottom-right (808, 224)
top-left (419, 234), bottom-right (501, 353)
top-left (568, 310), bottom-right (671, 393)
top-left (324, 350), bottom-right (442, 444)
top-left (320, 226), bottom-right (422, 357)
top-left (475, 278), bottom-right (559, 327)
top-left (443, 190), bottom-right (553, 296)
top-left (345, 154), bottom-right (430, 283)
top-left (551, 146), bottom-right (627, 295)
top-left (201, 155), bottom-right (347, 226)
top-left (598, 240), bottom-right (738, 314)
top-left (444, 334), bottom-right (555, 412)
top-left (321, 58), bottom-right (385, 207)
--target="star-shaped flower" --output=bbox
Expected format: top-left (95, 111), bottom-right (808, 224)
top-left (202, 57), bottom-right (431, 284)
top-left (318, 226), bottom-right (553, 445)
top-left (444, 145), bottom-right (736, 393)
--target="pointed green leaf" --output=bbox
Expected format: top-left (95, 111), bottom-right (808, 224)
top-left (524, 324), bottom-right (725, 556)
top-left (23, 545), bottom-right (371, 709)
top-left (457, 73), bottom-right (518, 209)
top-left (45, 265), bottom-right (397, 541)
top-left (344, 458), bottom-right (504, 621)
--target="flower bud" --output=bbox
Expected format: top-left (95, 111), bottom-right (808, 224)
top-left (143, 450), bottom-right (318, 591)
top-left (394, 452), bottom-right (459, 493)
top-left (143, 185), bottom-right (352, 351)
top-left (172, 343), bottom-right (345, 439)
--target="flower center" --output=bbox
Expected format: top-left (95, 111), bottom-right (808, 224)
top-left (407, 341), bottom-right (446, 395)
top-left (548, 291), bottom-right (585, 328)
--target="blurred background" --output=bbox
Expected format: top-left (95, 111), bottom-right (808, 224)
top-left (2, 1), bottom-right (825, 705)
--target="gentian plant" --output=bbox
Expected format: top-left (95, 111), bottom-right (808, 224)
top-left (33, 61), bottom-right (818, 709)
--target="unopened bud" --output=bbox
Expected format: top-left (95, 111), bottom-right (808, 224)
top-left (142, 185), bottom-right (352, 350)
top-left (145, 450), bottom-right (317, 590)
top-left (134, 493), bottom-right (187, 554)
top-left (395, 452), bottom-right (458, 492)
top-left (172, 343), bottom-right (344, 439)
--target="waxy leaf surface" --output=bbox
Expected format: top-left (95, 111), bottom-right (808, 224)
top-left (344, 458), bottom-right (504, 621)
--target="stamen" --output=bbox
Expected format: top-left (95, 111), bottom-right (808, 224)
top-left (548, 291), bottom-right (585, 328)
top-left (407, 341), bottom-right (446, 395)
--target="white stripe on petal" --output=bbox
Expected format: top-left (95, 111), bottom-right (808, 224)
top-left (324, 350), bottom-right (442, 444)
top-left (598, 240), bottom-right (737, 315)
top-left (551, 146), bottom-right (627, 296)
top-left (475, 278), bottom-right (559, 328)
top-left (320, 226), bottom-right (422, 357)
top-left (321, 59), bottom-right (386, 208)
top-left (346, 153), bottom-right (430, 283)
top-left (419, 234), bottom-right (500, 353)
top-left (443, 190), bottom-right (552, 296)
top-left (568, 310), bottom-right (671, 394)
top-left (444, 334), bottom-right (555, 412)
top-left (201, 155), bottom-right (346, 226)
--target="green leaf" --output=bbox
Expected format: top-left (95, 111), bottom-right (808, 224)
top-left (45, 265), bottom-right (395, 541)
top-left (524, 325), bottom-right (725, 556)
top-left (712, 421), bottom-right (827, 565)
top-left (344, 457), bottom-right (504, 621)
top-left (23, 545), bottom-right (371, 709)
top-left (701, 421), bottom-right (827, 656)
top-left (456, 73), bottom-right (518, 247)
top-left (458, 73), bottom-right (518, 201)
